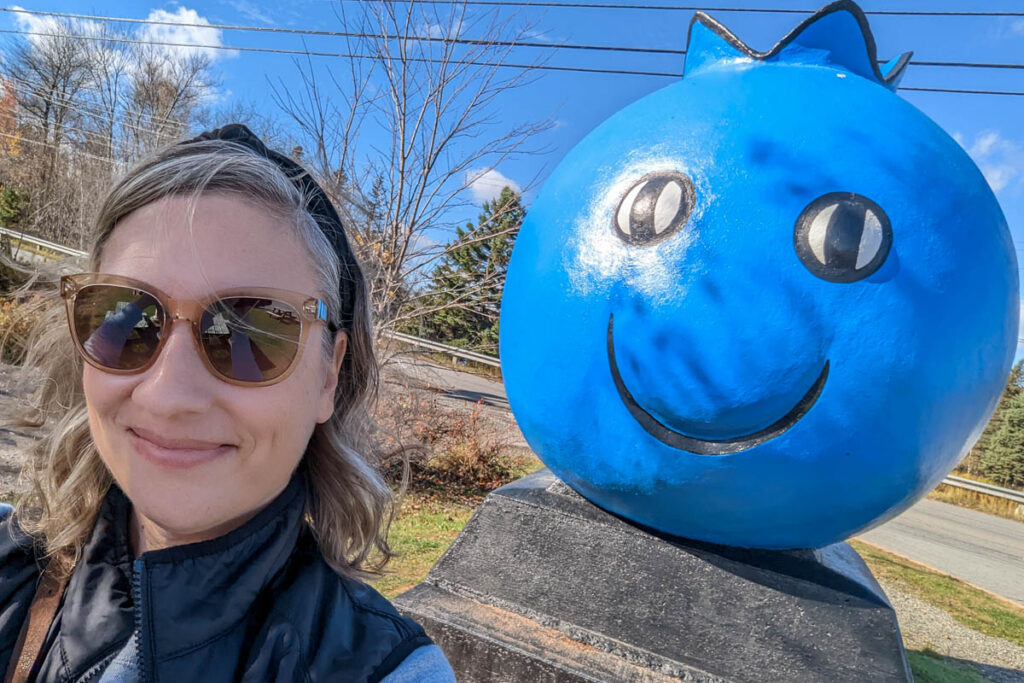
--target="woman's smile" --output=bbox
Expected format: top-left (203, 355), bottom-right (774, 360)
top-left (128, 427), bottom-right (236, 470)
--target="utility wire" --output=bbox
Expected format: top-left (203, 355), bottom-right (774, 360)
top-left (2, 69), bottom-right (190, 129)
top-left (0, 130), bottom-right (117, 164)
top-left (0, 7), bottom-right (682, 56)
top-left (374, 1), bottom-right (1024, 16)
top-left (1, 28), bottom-right (1022, 95)
top-left (1, 71), bottom-right (187, 134)
top-left (3, 7), bottom-right (1022, 70)
top-left (0, 28), bottom-right (672, 77)
top-left (901, 86), bottom-right (1024, 96)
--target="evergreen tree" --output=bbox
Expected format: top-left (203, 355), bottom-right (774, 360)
top-left (415, 186), bottom-right (525, 353)
top-left (980, 389), bottom-right (1024, 488)
top-left (961, 361), bottom-right (1024, 476)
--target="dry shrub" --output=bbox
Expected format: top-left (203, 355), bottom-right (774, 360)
top-left (372, 382), bottom-right (528, 500)
top-left (1, 254), bottom-right (34, 361)
top-left (928, 483), bottom-right (1024, 522)
top-left (0, 297), bottom-right (38, 363)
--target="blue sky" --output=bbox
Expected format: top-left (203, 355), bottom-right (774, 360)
top-left (4, 0), bottom-right (1024, 349)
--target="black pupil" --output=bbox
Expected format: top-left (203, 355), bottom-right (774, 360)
top-left (822, 201), bottom-right (870, 270)
top-left (616, 171), bottom-right (693, 245)
top-left (793, 192), bottom-right (892, 284)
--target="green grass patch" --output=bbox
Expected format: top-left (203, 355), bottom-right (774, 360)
top-left (370, 491), bottom-right (476, 599)
top-left (851, 539), bottom-right (1024, 648)
top-left (907, 648), bottom-right (989, 683)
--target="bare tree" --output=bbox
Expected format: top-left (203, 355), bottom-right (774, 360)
top-left (79, 23), bottom-right (133, 161)
top-left (271, 0), bottom-right (552, 342)
top-left (3, 20), bottom-right (89, 151)
top-left (123, 45), bottom-right (215, 155)
top-left (0, 22), bottom-right (218, 245)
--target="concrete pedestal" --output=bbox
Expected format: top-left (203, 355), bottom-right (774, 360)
top-left (394, 469), bottom-right (911, 682)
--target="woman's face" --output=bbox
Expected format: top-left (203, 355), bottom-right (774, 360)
top-left (85, 194), bottom-right (345, 550)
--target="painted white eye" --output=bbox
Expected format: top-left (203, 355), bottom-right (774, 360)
top-left (794, 193), bottom-right (892, 283)
top-left (614, 171), bottom-right (695, 245)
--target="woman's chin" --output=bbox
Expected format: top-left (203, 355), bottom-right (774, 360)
top-left (123, 480), bottom-right (250, 550)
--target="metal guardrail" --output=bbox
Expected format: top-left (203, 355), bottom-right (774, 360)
top-left (0, 227), bottom-right (89, 258)
top-left (942, 475), bottom-right (1024, 505)
top-left (8, 229), bottom-right (1024, 506)
top-left (388, 330), bottom-right (501, 369)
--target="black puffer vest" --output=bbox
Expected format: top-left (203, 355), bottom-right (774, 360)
top-left (0, 474), bottom-right (431, 682)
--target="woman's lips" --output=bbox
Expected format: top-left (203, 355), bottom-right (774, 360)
top-left (129, 428), bottom-right (234, 470)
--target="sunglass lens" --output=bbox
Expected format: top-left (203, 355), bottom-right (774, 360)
top-left (200, 297), bottom-right (303, 383)
top-left (73, 285), bottom-right (163, 370)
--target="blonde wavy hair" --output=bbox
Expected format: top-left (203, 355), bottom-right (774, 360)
top-left (0, 139), bottom-right (393, 579)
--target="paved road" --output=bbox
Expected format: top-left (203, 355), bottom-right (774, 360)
top-left (859, 499), bottom-right (1024, 605)
top-left (387, 357), bottom-right (510, 410)
top-left (395, 357), bottom-right (1024, 605)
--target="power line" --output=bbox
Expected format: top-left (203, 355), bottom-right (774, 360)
top-left (0, 130), bottom-right (117, 164)
top-left (901, 86), bottom-right (1024, 96)
top-left (3, 7), bottom-right (1022, 70)
top-left (375, 1), bottom-right (1024, 16)
top-left (1, 71), bottom-right (187, 135)
top-left (0, 7), bottom-right (682, 56)
top-left (0, 28), bottom-right (676, 77)
top-left (1, 28), bottom-right (1022, 95)
top-left (912, 60), bottom-right (1024, 71)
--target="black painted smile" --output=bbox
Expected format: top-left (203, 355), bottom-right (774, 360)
top-left (607, 315), bottom-right (829, 455)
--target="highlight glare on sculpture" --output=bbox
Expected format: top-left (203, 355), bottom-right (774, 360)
top-left (500, 0), bottom-right (1018, 549)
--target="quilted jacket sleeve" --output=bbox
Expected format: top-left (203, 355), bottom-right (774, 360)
top-left (0, 507), bottom-right (42, 681)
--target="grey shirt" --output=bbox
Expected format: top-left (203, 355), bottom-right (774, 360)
top-left (94, 633), bottom-right (453, 683)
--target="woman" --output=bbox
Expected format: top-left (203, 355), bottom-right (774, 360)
top-left (0, 125), bottom-right (455, 682)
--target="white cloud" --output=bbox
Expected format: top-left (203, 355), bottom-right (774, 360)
top-left (226, 0), bottom-right (275, 25)
top-left (959, 130), bottom-right (1022, 195)
top-left (1018, 301), bottom-right (1023, 350)
top-left (466, 168), bottom-right (521, 204)
top-left (138, 7), bottom-right (236, 61)
top-left (970, 131), bottom-right (1001, 158)
top-left (423, 18), bottom-right (464, 39)
top-left (523, 29), bottom-right (556, 43)
top-left (11, 5), bottom-right (104, 45)
top-left (10, 5), bottom-right (232, 64)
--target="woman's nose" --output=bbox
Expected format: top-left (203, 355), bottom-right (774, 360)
top-left (130, 319), bottom-right (216, 416)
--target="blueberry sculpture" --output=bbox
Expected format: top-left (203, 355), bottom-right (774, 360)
top-left (500, 0), bottom-right (1018, 548)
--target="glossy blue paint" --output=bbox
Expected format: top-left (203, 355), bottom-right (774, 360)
top-left (499, 1), bottom-right (1018, 549)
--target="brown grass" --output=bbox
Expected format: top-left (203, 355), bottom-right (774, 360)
top-left (927, 483), bottom-right (1024, 523)
top-left (372, 380), bottom-right (539, 502)
top-left (0, 298), bottom-right (33, 362)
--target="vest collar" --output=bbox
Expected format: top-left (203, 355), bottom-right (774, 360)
top-left (58, 470), bottom-right (307, 675)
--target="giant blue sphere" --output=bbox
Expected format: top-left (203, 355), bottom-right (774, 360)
top-left (499, 0), bottom-right (1018, 549)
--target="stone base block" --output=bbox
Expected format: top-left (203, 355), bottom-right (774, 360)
top-left (395, 469), bottom-right (910, 682)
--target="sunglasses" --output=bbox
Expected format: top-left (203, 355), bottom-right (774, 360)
top-left (60, 273), bottom-right (337, 387)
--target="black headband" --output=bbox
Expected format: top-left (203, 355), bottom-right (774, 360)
top-left (182, 123), bottom-right (359, 331)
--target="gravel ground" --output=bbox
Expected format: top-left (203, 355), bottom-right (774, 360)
top-left (880, 578), bottom-right (1024, 680)
top-left (0, 363), bottom-right (39, 501)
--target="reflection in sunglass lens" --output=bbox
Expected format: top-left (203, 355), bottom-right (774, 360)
top-left (200, 297), bottom-right (302, 382)
top-left (74, 285), bottom-right (163, 370)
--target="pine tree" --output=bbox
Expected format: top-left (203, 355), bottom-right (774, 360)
top-left (415, 186), bottom-right (525, 353)
top-left (961, 361), bottom-right (1024, 476)
top-left (980, 389), bottom-right (1024, 488)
